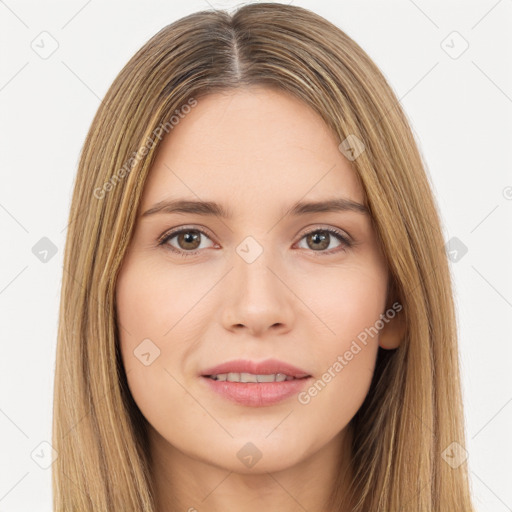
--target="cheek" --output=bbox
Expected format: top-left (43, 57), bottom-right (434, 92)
top-left (115, 257), bottom-right (208, 365)
top-left (115, 259), bottom-right (193, 431)
top-left (292, 262), bottom-right (386, 423)
top-left (115, 257), bottom-right (218, 418)
top-left (298, 259), bottom-right (388, 349)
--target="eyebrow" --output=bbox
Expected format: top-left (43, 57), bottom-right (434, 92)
top-left (141, 197), bottom-right (369, 219)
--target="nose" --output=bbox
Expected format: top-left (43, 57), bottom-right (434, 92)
top-left (220, 243), bottom-right (295, 337)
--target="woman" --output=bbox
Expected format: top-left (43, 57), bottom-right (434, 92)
top-left (52, 3), bottom-right (475, 510)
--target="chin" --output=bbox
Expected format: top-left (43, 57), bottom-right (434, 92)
top-left (195, 435), bottom-right (314, 474)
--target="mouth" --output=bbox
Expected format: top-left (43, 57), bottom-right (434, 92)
top-left (199, 359), bottom-right (312, 407)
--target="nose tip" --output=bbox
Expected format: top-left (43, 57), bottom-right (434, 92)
top-left (221, 248), bottom-right (294, 336)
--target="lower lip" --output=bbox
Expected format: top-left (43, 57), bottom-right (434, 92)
top-left (201, 376), bottom-right (311, 407)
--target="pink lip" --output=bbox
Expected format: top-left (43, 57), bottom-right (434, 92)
top-left (200, 358), bottom-right (312, 407)
top-left (201, 358), bottom-right (311, 379)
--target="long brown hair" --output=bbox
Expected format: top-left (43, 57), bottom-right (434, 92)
top-left (52, 3), bottom-right (474, 510)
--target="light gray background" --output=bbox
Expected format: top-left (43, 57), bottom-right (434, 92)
top-left (1, 1), bottom-right (511, 510)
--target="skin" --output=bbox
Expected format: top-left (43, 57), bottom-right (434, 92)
top-left (115, 86), bottom-right (404, 512)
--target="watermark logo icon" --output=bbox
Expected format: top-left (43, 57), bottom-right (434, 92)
top-left (338, 134), bottom-right (365, 161)
top-left (441, 31), bottom-right (469, 59)
top-left (441, 441), bottom-right (468, 468)
top-left (134, 338), bottom-right (161, 366)
top-left (32, 237), bottom-right (58, 263)
top-left (31, 441), bottom-right (58, 469)
top-left (445, 236), bottom-right (468, 263)
top-left (31, 31), bottom-right (59, 59)
top-left (237, 442), bottom-right (263, 468)
top-left (236, 236), bottom-right (263, 264)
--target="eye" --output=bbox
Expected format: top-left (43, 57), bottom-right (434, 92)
top-left (157, 226), bottom-right (352, 258)
top-left (158, 227), bottom-right (216, 257)
top-left (295, 227), bottom-right (352, 255)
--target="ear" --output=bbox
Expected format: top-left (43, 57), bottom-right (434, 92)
top-left (378, 284), bottom-right (406, 350)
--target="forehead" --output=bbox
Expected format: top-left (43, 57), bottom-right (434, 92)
top-left (140, 87), bottom-right (365, 214)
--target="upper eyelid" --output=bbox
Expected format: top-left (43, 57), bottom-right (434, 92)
top-left (157, 225), bottom-right (216, 245)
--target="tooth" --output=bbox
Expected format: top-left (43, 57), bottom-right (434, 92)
top-left (240, 372), bottom-right (258, 383)
top-left (210, 372), bottom-right (296, 383)
top-left (256, 374), bottom-right (276, 383)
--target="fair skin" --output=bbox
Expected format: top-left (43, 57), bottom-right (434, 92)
top-left (116, 86), bottom-right (403, 512)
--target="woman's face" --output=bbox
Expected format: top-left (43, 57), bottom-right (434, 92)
top-left (116, 86), bottom-right (395, 475)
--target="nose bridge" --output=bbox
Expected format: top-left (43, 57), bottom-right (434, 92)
top-left (233, 233), bottom-right (282, 298)
top-left (221, 233), bottom-right (294, 334)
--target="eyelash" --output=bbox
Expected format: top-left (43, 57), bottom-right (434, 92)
top-left (157, 226), bottom-right (353, 258)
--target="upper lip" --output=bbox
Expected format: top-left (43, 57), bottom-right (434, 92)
top-left (201, 358), bottom-right (311, 379)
